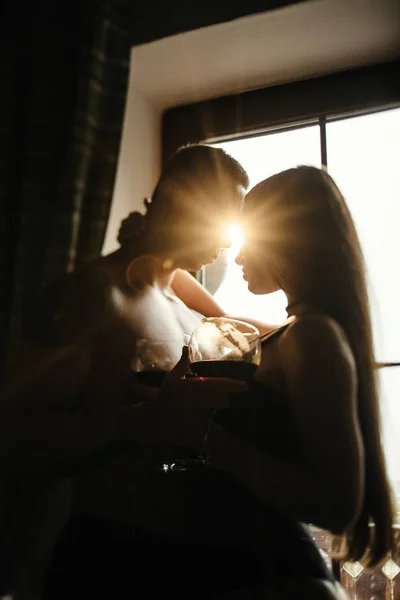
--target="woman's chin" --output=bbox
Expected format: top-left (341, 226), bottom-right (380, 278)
top-left (246, 280), bottom-right (274, 295)
top-left (246, 280), bottom-right (260, 294)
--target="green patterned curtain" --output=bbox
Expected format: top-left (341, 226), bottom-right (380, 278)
top-left (0, 1), bottom-right (132, 591)
top-left (0, 0), bottom-right (131, 379)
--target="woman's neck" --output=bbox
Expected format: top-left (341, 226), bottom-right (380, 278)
top-left (286, 297), bottom-right (322, 318)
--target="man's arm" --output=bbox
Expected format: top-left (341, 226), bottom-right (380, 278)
top-left (0, 342), bottom-right (241, 476)
top-left (0, 341), bottom-right (156, 476)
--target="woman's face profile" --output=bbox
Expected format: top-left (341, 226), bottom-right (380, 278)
top-left (236, 192), bottom-right (281, 296)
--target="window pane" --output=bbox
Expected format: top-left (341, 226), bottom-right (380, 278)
top-left (326, 108), bottom-right (400, 363)
top-left (326, 108), bottom-right (400, 496)
top-left (210, 125), bottom-right (321, 323)
top-left (379, 367), bottom-right (400, 499)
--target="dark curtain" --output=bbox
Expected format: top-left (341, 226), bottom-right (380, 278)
top-left (0, 1), bottom-right (131, 593)
top-left (0, 0), bottom-right (131, 379)
top-left (0, 0), bottom-right (304, 593)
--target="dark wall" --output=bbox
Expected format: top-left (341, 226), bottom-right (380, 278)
top-left (108, 0), bottom-right (304, 46)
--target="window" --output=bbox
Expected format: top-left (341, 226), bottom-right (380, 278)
top-left (326, 109), bottom-right (400, 500)
top-left (209, 107), bottom-right (400, 510)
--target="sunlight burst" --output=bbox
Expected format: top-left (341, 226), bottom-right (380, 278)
top-left (226, 223), bottom-right (243, 254)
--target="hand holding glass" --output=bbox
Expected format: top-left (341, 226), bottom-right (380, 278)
top-left (187, 317), bottom-right (261, 467)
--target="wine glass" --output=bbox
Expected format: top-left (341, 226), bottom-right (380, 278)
top-left (187, 317), bottom-right (261, 466)
top-left (131, 336), bottom-right (202, 473)
top-left (131, 338), bottom-right (181, 387)
top-left (188, 317), bottom-right (261, 380)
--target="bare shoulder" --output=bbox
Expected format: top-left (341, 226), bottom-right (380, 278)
top-left (278, 314), bottom-right (356, 382)
top-left (279, 314), bottom-right (355, 359)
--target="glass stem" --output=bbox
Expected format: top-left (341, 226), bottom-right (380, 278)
top-left (199, 409), bottom-right (217, 462)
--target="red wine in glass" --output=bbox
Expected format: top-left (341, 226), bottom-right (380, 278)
top-left (131, 338), bottom-right (180, 387)
top-left (190, 360), bottom-right (257, 382)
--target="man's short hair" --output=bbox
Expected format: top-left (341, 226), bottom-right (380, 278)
top-left (160, 143), bottom-right (249, 189)
top-left (150, 144), bottom-right (249, 211)
top-left (144, 144), bottom-right (248, 253)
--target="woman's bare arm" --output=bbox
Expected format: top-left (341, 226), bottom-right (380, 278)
top-left (171, 268), bottom-right (225, 317)
top-left (171, 268), bottom-right (275, 334)
top-left (207, 315), bottom-right (364, 533)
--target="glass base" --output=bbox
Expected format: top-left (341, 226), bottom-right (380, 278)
top-left (161, 458), bottom-right (210, 473)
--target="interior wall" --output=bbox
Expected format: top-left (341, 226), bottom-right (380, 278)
top-left (102, 56), bottom-right (161, 254)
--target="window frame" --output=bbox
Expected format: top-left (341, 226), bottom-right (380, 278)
top-left (162, 59), bottom-right (400, 163)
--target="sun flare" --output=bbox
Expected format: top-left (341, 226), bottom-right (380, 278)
top-left (226, 223), bottom-right (243, 253)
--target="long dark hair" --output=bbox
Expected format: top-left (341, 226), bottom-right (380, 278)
top-left (247, 166), bottom-right (394, 566)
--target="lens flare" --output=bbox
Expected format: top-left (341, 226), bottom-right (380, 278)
top-left (226, 223), bottom-right (243, 254)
